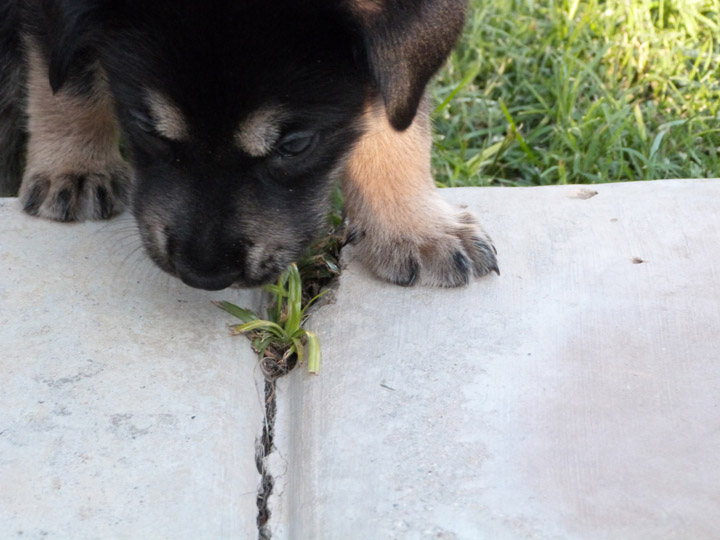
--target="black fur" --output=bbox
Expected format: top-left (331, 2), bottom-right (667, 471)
top-left (350, 0), bottom-right (467, 130)
top-left (0, 0), bottom-right (26, 196)
top-left (21, 175), bottom-right (47, 215)
top-left (0, 0), bottom-right (469, 289)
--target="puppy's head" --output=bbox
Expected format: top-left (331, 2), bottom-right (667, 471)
top-left (46, 0), bottom-right (466, 290)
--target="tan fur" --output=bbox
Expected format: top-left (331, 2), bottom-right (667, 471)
top-left (146, 91), bottom-right (188, 140)
top-left (234, 106), bottom-right (285, 157)
top-left (345, 0), bottom-right (384, 18)
top-left (342, 97), bottom-right (498, 286)
top-left (20, 38), bottom-right (131, 221)
top-left (344, 97), bottom-right (435, 229)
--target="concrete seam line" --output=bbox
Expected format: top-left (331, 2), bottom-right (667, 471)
top-left (256, 378), bottom-right (276, 539)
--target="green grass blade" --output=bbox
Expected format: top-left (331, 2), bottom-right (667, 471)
top-left (649, 131), bottom-right (666, 160)
top-left (231, 319), bottom-right (286, 339)
top-left (272, 268), bottom-right (291, 323)
top-left (305, 331), bottom-right (321, 374)
top-left (634, 104), bottom-right (647, 143)
top-left (435, 63), bottom-right (481, 115)
top-left (301, 289), bottom-right (330, 317)
top-left (291, 336), bottom-right (304, 362)
top-left (252, 334), bottom-right (276, 356)
top-left (213, 301), bottom-right (258, 323)
top-left (285, 263), bottom-right (303, 334)
top-left (499, 100), bottom-right (540, 166)
top-left (262, 284), bottom-right (288, 298)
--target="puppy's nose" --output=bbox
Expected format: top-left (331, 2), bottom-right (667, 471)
top-left (166, 223), bottom-right (246, 290)
top-left (176, 267), bottom-right (241, 291)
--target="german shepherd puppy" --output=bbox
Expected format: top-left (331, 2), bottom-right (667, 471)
top-left (0, 0), bottom-right (498, 290)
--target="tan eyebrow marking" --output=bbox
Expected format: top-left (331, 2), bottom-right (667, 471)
top-left (346, 0), bottom-right (383, 17)
top-left (144, 90), bottom-right (188, 140)
top-left (234, 106), bottom-right (286, 157)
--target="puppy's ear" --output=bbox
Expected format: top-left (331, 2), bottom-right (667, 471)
top-left (40, 0), bottom-right (110, 93)
top-left (347, 0), bottom-right (467, 131)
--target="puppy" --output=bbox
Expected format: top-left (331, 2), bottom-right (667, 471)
top-left (0, 0), bottom-right (498, 290)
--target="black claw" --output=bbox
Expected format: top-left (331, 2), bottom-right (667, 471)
top-left (56, 188), bottom-right (73, 222)
top-left (474, 238), bottom-right (496, 257)
top-left (453, 250), bottom-right (470, 273)
top-left (394, 258), bottom-right (419, 287)
top-left (452, 251), bottom-right (471, 285)
top-left (95, 185), bottom-right (111, 218)
top-left (22, 180), bottom-right (48, 216)
top-left (491, 264), bottom-right (500, 276)
top-left (71, 174), bottom-right (86, 193)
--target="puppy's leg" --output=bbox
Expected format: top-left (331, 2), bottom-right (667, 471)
top-left (19, 40), bottom-right (131, 221)
top-left (343, 98), bottom-right (498, 287)
top-left (0, 2), bottom-right (26, 196)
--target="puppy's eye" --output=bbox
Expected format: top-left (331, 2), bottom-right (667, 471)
top-left (277, 132), bottom-right (316, 157)
top-left (130, 110), bottom-right (156, 134)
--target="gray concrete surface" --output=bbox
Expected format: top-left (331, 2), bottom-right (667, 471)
top-left (3, 180), bottom-right (720, 540)
top-left (0, 199), bottom-right (265, 539)
top-left (269, 180), bottom-right (720, 539)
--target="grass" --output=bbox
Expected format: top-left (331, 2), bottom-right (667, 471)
top-left (215, 263), bottom-right (327, 378)
top-left (431, 0), bottom-right (720, 187)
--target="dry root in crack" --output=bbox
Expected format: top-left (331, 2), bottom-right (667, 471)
top-left (249, 334), bottom-right (299, 380)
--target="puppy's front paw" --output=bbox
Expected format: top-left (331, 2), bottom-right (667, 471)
top-left (20, 163), bottom-right (131, 222)
top-left (354, 209), bottom-right (499, 288)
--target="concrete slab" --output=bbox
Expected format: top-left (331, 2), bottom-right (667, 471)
top-left (269, 179), bottom-right (720, 539)
top-left (0, 199), bottom-right (265, 539)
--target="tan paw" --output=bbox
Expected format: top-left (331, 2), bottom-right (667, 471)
top-left (350, 209), bottom-right (499, 287)
top-left (20, 162), bottom-right (131, 222)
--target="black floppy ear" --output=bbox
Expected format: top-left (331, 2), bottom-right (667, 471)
top-left (39, 0), bottom-right (109, 93)
top-left (348, 0), bottom-right (467, 131)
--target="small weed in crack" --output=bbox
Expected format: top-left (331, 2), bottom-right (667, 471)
top-left (216, 221), bottom-right (344, 378)
top-left (216, 262), bottom-right (325, 377)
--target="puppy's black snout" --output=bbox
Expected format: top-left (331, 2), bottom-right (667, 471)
top-left (176, 267), bottom-right (241, 291)
top-left (166, 223), bottom-right (248, 290)
top-left (173, 242), bottom-right (245, 290)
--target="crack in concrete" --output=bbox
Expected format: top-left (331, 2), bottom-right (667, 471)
top-left (256, 378), bottom-right (276, 540)
top-left (252, 223), bottom-right (346, 538)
